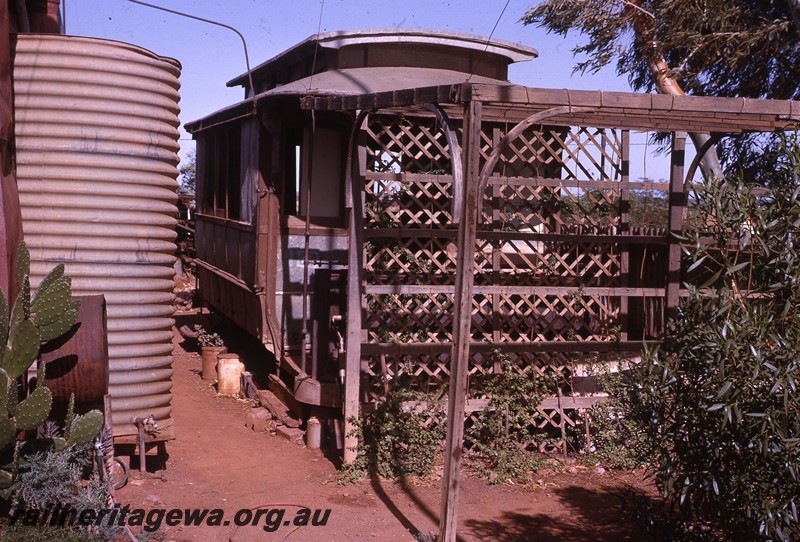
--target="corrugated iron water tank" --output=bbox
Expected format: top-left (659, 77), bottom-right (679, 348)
top-left (12, 34), bottom-right (181, 439)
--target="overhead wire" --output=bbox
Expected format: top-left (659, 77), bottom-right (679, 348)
top-left (466, 0), bottom-right (511, 82)
top-left (306, 0), bottom-right (326, 93)
top-left (127, 0), bottom-right (258, 112)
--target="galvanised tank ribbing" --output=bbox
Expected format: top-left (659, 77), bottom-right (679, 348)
top-left (13, 34), bottom-right (181, 438)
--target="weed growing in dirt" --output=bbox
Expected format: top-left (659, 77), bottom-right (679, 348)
top-left (12, 442), bottom-right (122, 541)
top-left (466, 351), bottom-right (557, 484)
top-left (414, 531), bottom-right (439, 542)
top-left (579, 360), bottom-right (650, 471)
top-left (339, 386), bottom-right (446, 483)
top-left (0, 522), bottom-right (103, 542)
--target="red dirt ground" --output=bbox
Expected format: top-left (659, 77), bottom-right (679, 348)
top-left (116, 309), bottom-right (654, 542)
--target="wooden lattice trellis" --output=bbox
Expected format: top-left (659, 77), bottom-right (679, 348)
top-left (358, 113), bottom-right (666, 451)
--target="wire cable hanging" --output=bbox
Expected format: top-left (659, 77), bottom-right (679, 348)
top-left (466, 0), bottom-right (512, 82)
top-left (127, 0), bottom-right (258, 111)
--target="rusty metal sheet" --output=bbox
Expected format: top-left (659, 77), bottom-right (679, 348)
top-left (40, 294), bottom-right (109, 405)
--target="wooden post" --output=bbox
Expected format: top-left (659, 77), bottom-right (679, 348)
top-left (491, 127), bottom-right (501, 373)
top-left (0, 0), bottom-right (23, 302)
top-left (557, 386), bottom-right (568, 458)
top-left (439, 100), bottom-right (482, 542)
top-left (666, 132), bottom-right (686, 323)
top-left (343, 112), bottom-right (368, 464)
top-left (619, 130), bottom-right (630, 341)
top-left (255, 122), bottom-right (282, 356)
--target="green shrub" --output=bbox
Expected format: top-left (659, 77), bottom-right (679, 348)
top-left (619, 139), bottom-right (800, 541)
top-left (467, 351), bottom-right (557, 484)
top-left (582, 361), bottom-right (650, 470)
top-left (0, 522), bottom-right (102, 542)
top-left (341, 386), bottom-right (446, 482)
top-left (586, 398), bottom-right (648, 471)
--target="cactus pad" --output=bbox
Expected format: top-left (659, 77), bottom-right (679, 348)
top-left (4, 319), bottom-right (41, 379)
top-left (0, 416), bottom-right (16, 450)
top-left (31, 263), bottom-right (64, 300)
top-left (52, 437), bottom-right (67, 452)
top-left (0, 468), bottom-right (13, 489)
top-left (9, 276), bottom-right (30, 331)
top-left (15, 243), bottom-right (29, 286)
top-left (15, 387), bottom-right (53, 432)
top-left (31, 276), bottom-right (72, 327)
top-left (6, 379), bottom-right (17, 417)
top-left (0, 369), bottom-right (7, 413)
top-left (66, 410), bottom-right (103, 447)
top-left (37, 300), bottom-right (79, 342)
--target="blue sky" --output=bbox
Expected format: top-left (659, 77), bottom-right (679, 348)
top-left (63, 0), bottom-right (682, 179)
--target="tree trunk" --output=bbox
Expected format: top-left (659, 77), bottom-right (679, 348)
top-left (646, 57), bottom-right (724, 181)
top-left (629, 1), bottom-right (725, 181)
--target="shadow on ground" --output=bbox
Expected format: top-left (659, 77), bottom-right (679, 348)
top-left (370, 476), bottom-right (449, 540)
top-left (464, 485), bottom-right (644, 542)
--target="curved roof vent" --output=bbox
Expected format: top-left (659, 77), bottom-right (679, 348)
top-left (228, 28), bottom-right (538, 94)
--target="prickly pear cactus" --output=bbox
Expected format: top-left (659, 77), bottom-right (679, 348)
top-left (15, 387), bottom-right (53, 432)
top-left (66, 410), bottom-right (104, 447)
top-left (0, 243), bottom-right (104, 497)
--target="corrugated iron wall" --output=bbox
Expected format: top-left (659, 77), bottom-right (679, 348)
top-left (12, 34), bottom-right (181, 438)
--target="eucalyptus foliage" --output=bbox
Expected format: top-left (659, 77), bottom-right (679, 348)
top-left (523, 1), bottom-right (799, 99)
top-left (522, 1), bottom-right (800, 180)
top-left (178, 150), bottom-right (196, 196)
top-left (619, 137), bottom-right (800, 540)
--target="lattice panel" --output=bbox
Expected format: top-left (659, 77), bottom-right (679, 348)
top-left (364, 294), bottom-right (500, 344)
top-left (556, 127), bottom-right (623, 181)
top-left (497, 127), bottom-right (567, 179)
top-left (364, 353), bottom-right (452, 402)
top-left (364, 237), bottom-right (456, 285)
top-left (358, 116), bottom-right (633, 438)
top-left (466, 351), bottom-right (573, 388)
top-left (496, 294), bottom-right (619, 342)
top-left (472, 238), bottom-right (494, 281)
top-left (481, 126), bottom-right (623, 181)
top-left (484, 184), bottom-right (556, 230)
top-left (363, 349), bottom-right (609, 401)
top-left (365, 115), bottom-right (452, 174)
top-left (365, 178), bottom-right (454, 227)
top-left (474, 239), bottom-right (622, 287)
top-left (478, 127), bottom-right (494, 166)
top-left (556, 186), bottom-right (621, 228)
top-left (470, 295), bottom-right (492, 341)
top-left (482, 182), bottom-right (621, 230)
top-left (365, 293), bottom-right (454, 344)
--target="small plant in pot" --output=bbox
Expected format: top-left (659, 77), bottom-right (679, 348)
top-left (195, 325), bottom-right (226, 381)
